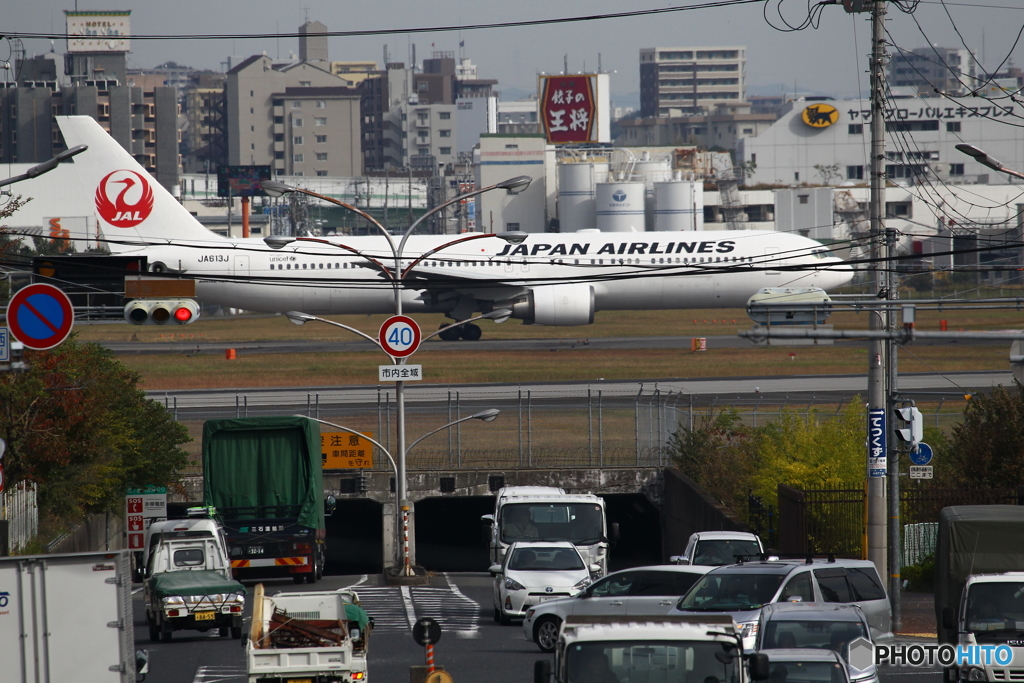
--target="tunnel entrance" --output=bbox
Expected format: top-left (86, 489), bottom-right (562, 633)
top-left (325, 499), bottom-right (383, 575)
top-left (415, 496), bottom-right (494, 571)
top-left (604, 493), bottom-right (663, 572)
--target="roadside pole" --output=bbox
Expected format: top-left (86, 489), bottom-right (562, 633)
top-left (866, 0), bottom-right (889, 580)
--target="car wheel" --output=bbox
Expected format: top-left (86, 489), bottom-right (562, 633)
top-left (499, 608), bottom-right (512, 626)
top-left (219, 626), bottom-right (230, 637)
top-left (293, 574), bottom-right (305, 584)
top-left (231, 626), bottom-right (243, 640)
top-left (493, 607), bottom-right (501, 623)
top-left (147, 616), bottom-right (160, 643)
top-left (160, 625), bottom-right (172, 643)
top-left (534, 616), bottom-right (561, 652)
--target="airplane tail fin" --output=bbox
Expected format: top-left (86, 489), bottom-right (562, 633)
top-left (56, 115), bottom-right (224, 251)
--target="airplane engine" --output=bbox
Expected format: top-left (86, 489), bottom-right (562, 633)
top-left (512, 283), bottom-right (595, 326)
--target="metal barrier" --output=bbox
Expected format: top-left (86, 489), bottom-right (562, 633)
top-left (1, 482), bottom-right (38, 554)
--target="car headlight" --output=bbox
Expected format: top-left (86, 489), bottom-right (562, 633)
top-left (228, 593), bottom-right (245, 604)
top-left (505, 577), bottom-right (526, 591)
top-left (965, 667), bottom-right (987, 682)
top-left (525, 609), bottom-right (536, 620)
top-left (162, 596), bottom-right (185, 606)
top-left (572, 577), bottom-right (592, 591)
top-left (738, 622), bottom-right (759, 639)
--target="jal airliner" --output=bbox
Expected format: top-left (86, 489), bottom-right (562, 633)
top-left (57, 115), bottom-right (852, 340)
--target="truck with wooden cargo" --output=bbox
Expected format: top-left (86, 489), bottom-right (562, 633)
top-left (246, 584), bottom-right (371, 683)
top-left (0, 550), bottom-right (148, 683)
top-left (203, 417), bottom-right (328, 583)
top-left (936, 505), bottom-right (1024, 683)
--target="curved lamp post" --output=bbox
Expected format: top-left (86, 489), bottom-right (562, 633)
top-left (955, 143), bottom-right (1024, 181)
top-left (261, 176), bottom-right (531, 575)
top-left (0, 144), bottom-right (88, 189)
top-left (297, 410), bottom-right (500, 575)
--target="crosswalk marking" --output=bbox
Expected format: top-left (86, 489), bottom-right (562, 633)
top-left (192, 665), bottom-right (246, 683)
top-left (341, 578), bottom-right (481, 637)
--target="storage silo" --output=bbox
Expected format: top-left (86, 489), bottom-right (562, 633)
top-left (633, 154), bottom-right (672, 232)
top-left (557, 161), bottom-right (609, 233)
top-left (595, 181), bottom-right (646, 232)
top-left (654, 180), bottom-right (704, 231)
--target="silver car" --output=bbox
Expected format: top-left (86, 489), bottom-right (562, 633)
top-left (755, 602), bottom-right (879, 683)
top-left (672, 531), bottom-right (765, 566)
top-left (671, 558), bottom-right (893, 649)
top-left (522, 564), bottom-right (711, 652)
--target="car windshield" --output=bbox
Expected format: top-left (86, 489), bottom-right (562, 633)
top-left (762, 619), bottom-right (868, 651)
top-left (500, 503), bottom-right (604, 545)
top-left (678, 572), bottom-right (785, 611)
top-left (693, 540), bottom-right (763, 566)
top-left (508, 546), bottom-right (585, 571)
top-left (766, 661), bottom-right (847, 683)
top-left (565, 640), bottom-right (738, 683)
top-left (173, 548), bottom-right (205, 567)
top-left (965, 583), bottom-right (1024, 640)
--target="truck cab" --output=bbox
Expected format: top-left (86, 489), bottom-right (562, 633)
top-left (944, 573), bottom-right (1024, 682)
top-left (482, 486), bottom-right (617, 577)
top-left (143, 519), bottom-right (245, 642)
top-left (535, 615), bottom-right (770, 683)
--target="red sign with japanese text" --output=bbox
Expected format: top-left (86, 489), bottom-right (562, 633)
top-left (539, 75), bottom-right (597, 145)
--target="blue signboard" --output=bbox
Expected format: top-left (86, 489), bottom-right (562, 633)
top-left (909, 442), bottom-right (933, 466)
top-left (867, 408), bottom-right (886, 477)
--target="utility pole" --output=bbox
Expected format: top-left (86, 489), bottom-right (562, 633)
top-left (866, 0), bottom-right (889, 580)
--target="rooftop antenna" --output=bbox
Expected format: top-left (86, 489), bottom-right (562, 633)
top-left (598, 53), bottom-right (602, 73)
top-left (563, 54), bottom-right (568, 75)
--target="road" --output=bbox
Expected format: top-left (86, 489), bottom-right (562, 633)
top-left (135, 572), bottom-right (941, 683)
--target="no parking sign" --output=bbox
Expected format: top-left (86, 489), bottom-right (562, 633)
top-left (7, 284), bottom-right (74, 350)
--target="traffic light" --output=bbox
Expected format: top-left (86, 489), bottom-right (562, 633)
top-left (124, 299), bottom-right (200, 325)
top-left (893, 406), bottom-right (923, 449)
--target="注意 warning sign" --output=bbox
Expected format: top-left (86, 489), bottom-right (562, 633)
top-left (321, 431), bottom-right (374, 469)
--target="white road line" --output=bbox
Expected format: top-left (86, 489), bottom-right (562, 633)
top-left (191, 665), bottom-right (246, 683)
top-left (350, 586), bottom-right (409, 632)
top-left (131, 587), bottom-right (143, 595)
top-left (344, 574), bottom-right (369, 589)
top-left (401, 585), bottom-right (417, 629)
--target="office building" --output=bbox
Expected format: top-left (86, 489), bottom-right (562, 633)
top-left (640, 46), bottom-right (746, 117)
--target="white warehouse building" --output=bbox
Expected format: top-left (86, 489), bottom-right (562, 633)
top-left (737, 97), bottom-right (1024, 187)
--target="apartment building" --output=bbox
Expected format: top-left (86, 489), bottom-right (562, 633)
top-left (639, 46), bottom-right (746, 117)
top-left (888, 47), bottom-right (978, 97)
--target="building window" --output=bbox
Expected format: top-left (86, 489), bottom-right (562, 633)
top-left (417, 130), bottom-right (428, 138)
top-left (293, 153), bottom-right (304, 162)
top-left (950, 163), bottom-right (964, 176)
top-left (886, 201), bottom-right (912, 218)
top-left (274, 151), bottom-right (284, 159)
top-left (439, 147), bottom-right (452, 155)
top-left (316, 170), bottom-right (328, 176)
top-left (249, 107), bottom-right (254, 114)
top-left (742, 128), bottom-right (753, 134)
top-left (274, 116), bottom-right (284, 124)
top-left (418, 82), bottom-right (428, 91)
top-left (291, 101), bottom-right (301, 109)
top-left (506, 222), bottom-right (520, 230)
top-left (847, 165), bottom-right (864, 180)
top-left (794, 172), bottom-right (800, 182)
top-left (293, 118), bottom-right (303, 127)
top-left (300, 81), bottom-right (311, 87)
top-left (316, 100), bottom-right (326, 108)
top-left (250, 90), bottom-right (254, 97)
top-left (418, 147), bottom-right (429, 155)
top-left (293, 136), bottom-right (303, 144)
top-left (315, 117), bottom-right (326, 126)
top-left (250, 125), bottom-right (254, 132)
top-left (798, 194), bottom-right (809, 205)
top-left (315, 134), bottom-right (327, 143)
top-left (274, 133), bottom-right (284, 142)
top-left (947, 121), bottom-right (961, 132)
top-left (439, 112), bottom-right (451, 120)
top-left (250, 143), bottom-right (255, 150)
top-left (316, 152), bottom-right (327, 161)
top-left (294, 171), bottom-right (303, 176)
top-left (848, 124), bottom-right (863, 134)
top-left (505, 144), bottom-right (519, 150)
top-left (439, 130), bottom-right (451, 137)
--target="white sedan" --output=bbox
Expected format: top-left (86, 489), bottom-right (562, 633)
top-left (491, 541), bottom-right (595, 625)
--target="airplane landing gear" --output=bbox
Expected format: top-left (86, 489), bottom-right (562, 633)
top-left (437, 322), bottom-right (483, 341)
top-left (460, 323), bottom-right (482, 341)
top-left (438, 323), bottom-right (461, 341)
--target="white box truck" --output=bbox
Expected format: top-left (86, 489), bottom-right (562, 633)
top-left (246, 584), bottom-right (371, 683)
top-left (0, 550), bottom-right (147, 683)
top-left (482, 486), bottom-right (617, 576)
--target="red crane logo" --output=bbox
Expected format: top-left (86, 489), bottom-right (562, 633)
top-left (95, 170), bottom-right (155, 228)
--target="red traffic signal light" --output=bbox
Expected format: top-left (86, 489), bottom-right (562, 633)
top-left (124, 299), bottom-right (200, 325)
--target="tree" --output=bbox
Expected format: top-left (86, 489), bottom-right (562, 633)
top-left (814, 163), bottom-right (842, 186)
top-left (0, 336), bottom-right (191, 525)
top-left (940, 383), bottom-right (1024, 488)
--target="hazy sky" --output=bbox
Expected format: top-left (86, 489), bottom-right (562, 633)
top-left (5, 0), bottom-right (1024, 105)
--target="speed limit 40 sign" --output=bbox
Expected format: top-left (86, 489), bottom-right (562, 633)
top-left (379, 315), bottom-right (421, 358)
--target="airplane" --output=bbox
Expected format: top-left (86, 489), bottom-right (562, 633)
top-left (57, 115), bottom-right (853, 340)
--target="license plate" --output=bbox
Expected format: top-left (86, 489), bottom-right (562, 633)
top-left (248, 546), bottom-right (263, 554)
top-left (287, 680), bottom-right (312, 683)
top-left (194, 611), bottom-right (216, 621)
top-left (536, 595), bottom-right (557, 603)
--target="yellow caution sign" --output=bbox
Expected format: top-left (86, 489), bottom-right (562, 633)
top-left (320, 431), bottom-right (374, 469)
top-left (426, 672), bottom-right (454, 683)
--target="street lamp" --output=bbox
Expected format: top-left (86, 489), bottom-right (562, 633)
top-left (261, 176), bottom-right (532, 575)
top-left (0, 144), bottom-right (88, 189)
top-left (297, 410), bottom-right (500, 575)
top-left (955, 143), bottom-right (1024, 181)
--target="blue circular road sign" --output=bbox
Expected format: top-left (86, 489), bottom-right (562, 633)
top-left (7, 284), bottom-right (75, 350)
top-left (909, 442), bottom-right (933, 466)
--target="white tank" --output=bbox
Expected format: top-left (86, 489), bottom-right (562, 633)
top-left (557, 161), bottom-right (608, 233)
top-left (633, 156), bottom-right (672, 233)
top-left (596, 182), bottom-right (646, 232)
top-left (654, 181), bottom-right (704, 232)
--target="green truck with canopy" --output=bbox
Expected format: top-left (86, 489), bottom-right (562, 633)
top-left (203, 417), bottom-right (329, 583)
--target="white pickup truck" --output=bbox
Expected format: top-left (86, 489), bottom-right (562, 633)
top-left (247, 585), bottom-right (371, 683)
top-left (534, 615), bottom-right (770, 683)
